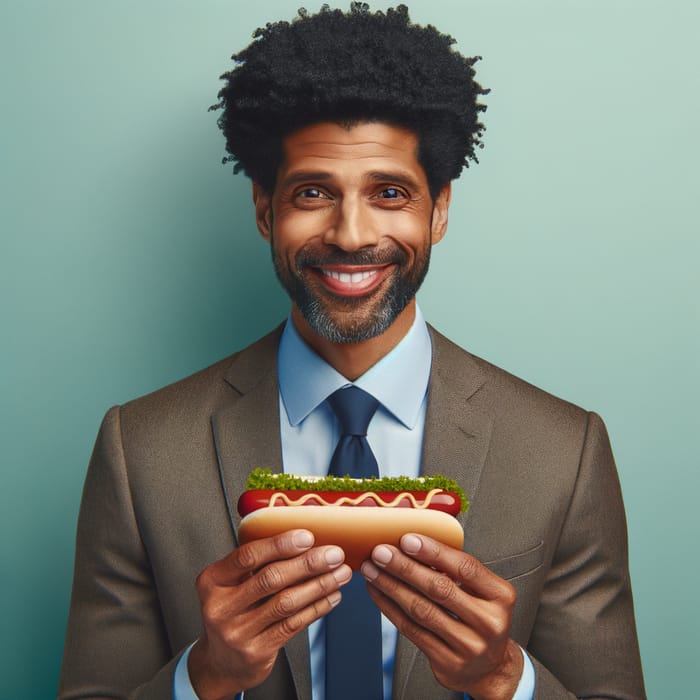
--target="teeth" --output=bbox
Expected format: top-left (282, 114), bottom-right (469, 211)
top-left (322, 269), bottom-right (377, 284)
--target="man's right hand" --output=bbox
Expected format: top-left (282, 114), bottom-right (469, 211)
top-left (188, 529), bottom-right (351, 700)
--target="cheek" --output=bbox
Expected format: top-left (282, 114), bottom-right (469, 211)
top-left (378, 213), bottom-right (432, 256)
top-left (274, 212), bottom-right (329, 251)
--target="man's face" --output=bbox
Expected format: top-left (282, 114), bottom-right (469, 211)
top-left (254, 121), bottom-right (450, 344)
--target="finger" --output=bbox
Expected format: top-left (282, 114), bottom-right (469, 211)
top-left (365, 580), bottom-right (467, 670)
top-left (258, 564), bottom-right (353, 645)
top-left (368, 545), bottom-right (513, 638)
top-left (362, 558), bottom-right (486, 651)
top-left (232, 544), bottom-right (348, 611)
top-left (400, 534), bottom-right (514, 602)
top-left (200, 547), bottom-right (350, 645)
top-left (366, 582), bottom-right (517, 694)
top-left (209, 530), bottom-right (316, 586)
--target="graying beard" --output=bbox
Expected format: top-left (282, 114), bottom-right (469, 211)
top-left (270, 239), bottom-right (431, 344)
top-left (299, 296), bottom-right (398, 344)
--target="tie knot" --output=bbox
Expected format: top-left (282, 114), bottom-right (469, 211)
top-left (327, 386), bottom-right (378, 437)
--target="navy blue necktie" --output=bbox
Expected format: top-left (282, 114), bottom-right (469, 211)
top-left (325, 386), bottom-right (383, 700)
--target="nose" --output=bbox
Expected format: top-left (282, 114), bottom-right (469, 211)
top-left (322, 196), bottom-right (379, 251)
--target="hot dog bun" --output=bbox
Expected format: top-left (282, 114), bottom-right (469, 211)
top-left (238, 503), bottom-right (465, 570)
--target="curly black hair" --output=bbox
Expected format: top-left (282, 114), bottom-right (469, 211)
top-left (210, 3), bottom-right (488, 197)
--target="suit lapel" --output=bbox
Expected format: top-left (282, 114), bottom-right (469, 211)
top-left (212, 328), bottom-right (283, 536)
top-left (421, 326), bottom-right (493, 522)
top-left (394, 326), bottom-right (493, 700)
top-left (210, 326), bottom-right (312, 700)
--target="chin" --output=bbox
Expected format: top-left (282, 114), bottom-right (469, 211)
top-left (299, 290), bottom-right (413, 344)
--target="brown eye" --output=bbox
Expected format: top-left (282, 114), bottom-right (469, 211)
top-left (380, 188), bottom-right (401, 199)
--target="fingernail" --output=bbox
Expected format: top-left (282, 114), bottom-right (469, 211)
top-left (373, 545), bottom-right (392, 566)
top-left (401, 534), bottom-right (422, 554)
top-left (333, 564), bottom-right (352, 583)
top-left (328, 591), bottom-right (342, 607)
top-left (361, 561), bottom-right (379, 581)
top-left (293, 530), bottom-right (314, 549)
top-left (324, 547), bottom-right (345, 566)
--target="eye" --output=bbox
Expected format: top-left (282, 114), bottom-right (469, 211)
top-left (289, 187), bottom-right (333, 208)
top-left (380, 187), bottom-right (402, 199)
top-left (298, 188), bottom-right (322, 198)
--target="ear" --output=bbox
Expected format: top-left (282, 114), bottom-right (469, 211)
top-left (252, 182), bottom-right (273, 241)
top-left (430, 183), bottom-right (451, 245)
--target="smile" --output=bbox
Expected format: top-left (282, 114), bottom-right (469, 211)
top-left (322, 269), bottom-right (378, 284)
top-left (312, 265), bottom-right (393, 297)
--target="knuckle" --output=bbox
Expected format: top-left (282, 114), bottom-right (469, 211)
top-left (238, 646), bottom-right (260, 668)
top-left (305, 546), bottom-right (340, 574)
top-left (502, 581), bottom-right (517, 607)
top-left (488, 606), bottom-right (512, 638)
top-left (273, 532), bottom-right (294, 558)
top-left (302, 550), bottom-right (321, 576)
top-left (195, 568), bottom-right (212, 593)
top-left (256, 564), bottom-right (284, 595)
top-left (200, 596), bottom-right (227, 627)
top-left (314, 596), bottom-right (333, 617)
top-left (234, 544), bottom-right (258, 571)
top-left (491, 611), bottom-right (511, 639)
top-left (317, 576), bottom-right (338, 595)
top-left (222, 625), bottom-right (245, 650)
top-left (428, 573), bottom-right (455, 604)
top-left (200, 598), bottom-right (216, 625)
top-left (409, 597), bottom-right (437, 626)
top-left (396, 614), bottom-right (424, 642)
top-left (279, 613), bottom-right (305, 637)
top-left (271, 591), bottom-right (297, 618)
top-left (395, 553), bottom-right (415, 578)
top-left (471, 637), bottom-right (488, 658)
top-left (456, 555), bottom-right (479, 581)
top-left (491, 616), bottom-right (509, 639)
top-left (316, 572), bottom-right (333, 595)
top-left (422, 536), bottom-right (442, 559)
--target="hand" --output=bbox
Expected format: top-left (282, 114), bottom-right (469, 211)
top-left (189, 529), bottom-right (352, 700)
top-left (361, 533), bottom-right (522, 700)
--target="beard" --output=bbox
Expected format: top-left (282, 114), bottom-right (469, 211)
top-left (271, 239), bottom-right (431, 344)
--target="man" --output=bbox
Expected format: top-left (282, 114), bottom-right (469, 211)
top-left (59, 4), bottom-right (645, 700)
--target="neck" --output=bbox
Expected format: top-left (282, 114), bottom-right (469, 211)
top-left (291, 301), bottom-right (416, 381)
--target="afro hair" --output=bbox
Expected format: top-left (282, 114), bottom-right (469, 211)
top-left (210, 3), bottom-right (489, 197)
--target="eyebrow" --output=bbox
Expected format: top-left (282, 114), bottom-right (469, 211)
top-left (278, 171), bottom-right (332, 190)
top-left (278, 169), bottom-right (422, 191)
top-left (366, 170), bottom-right (421, 190)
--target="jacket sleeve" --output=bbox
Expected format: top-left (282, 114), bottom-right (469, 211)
top-left (58, 406), bottom-right (179, 700)
top-left (527, 412), bottom-right (646, 699)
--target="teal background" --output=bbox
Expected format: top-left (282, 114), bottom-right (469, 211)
top-left (1, 1), bottom-right (697, 697)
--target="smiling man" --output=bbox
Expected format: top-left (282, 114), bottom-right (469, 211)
top-left (257, 121), bottom-right (449, 379)
top-left (59, 5), bottom-right (646, 700)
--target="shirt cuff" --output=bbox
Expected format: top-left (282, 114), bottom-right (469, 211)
top-left (463, 645), bottom-right (534, 700)
top-left (173, 643), bottom-right (245, 700)
top-left (512, 645), bottom-right (535, 700)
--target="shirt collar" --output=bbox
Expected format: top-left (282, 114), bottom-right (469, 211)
top-left (278, 306), bottom-right (432, 430)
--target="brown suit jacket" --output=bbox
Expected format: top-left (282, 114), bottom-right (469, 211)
top-left (59, 326), bottom-right (646, 699)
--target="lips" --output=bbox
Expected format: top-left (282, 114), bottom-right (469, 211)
top-left (312, 264), bottom-right (394, 297)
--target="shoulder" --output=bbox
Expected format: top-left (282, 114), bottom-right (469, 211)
top-left (427, 324), bottom-right (592, 441)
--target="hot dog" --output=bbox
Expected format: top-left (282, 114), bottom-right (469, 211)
top-left (237, 469), bottom-right (468, 569)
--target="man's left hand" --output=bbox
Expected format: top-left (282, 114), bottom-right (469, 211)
top-left (361, 533), bottom-right (523, 700)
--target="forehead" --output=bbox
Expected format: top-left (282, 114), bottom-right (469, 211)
top-left (277, 122), bottom-right (425, 184)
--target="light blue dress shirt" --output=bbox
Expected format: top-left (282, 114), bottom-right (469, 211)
top-left (174, 307), bottom-right (534, 699)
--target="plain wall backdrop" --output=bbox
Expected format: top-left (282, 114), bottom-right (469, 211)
top-left (1, 1), bottom-right (697, 697)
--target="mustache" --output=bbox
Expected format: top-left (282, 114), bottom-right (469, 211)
top-left (295, 244), bottom-right (407, 268)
